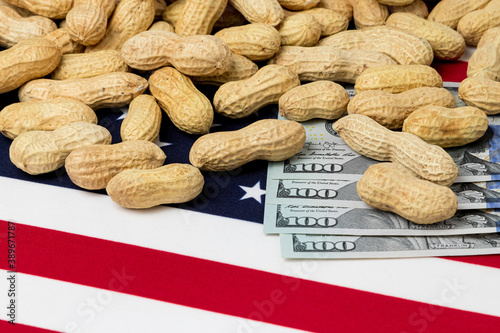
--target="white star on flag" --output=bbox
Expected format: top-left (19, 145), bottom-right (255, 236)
top-left (239, 181), bottom-right (266, 204)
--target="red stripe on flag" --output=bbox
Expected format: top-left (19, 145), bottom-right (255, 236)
top-left (446, 255), bottom-right (500, 270)
top-left (432, 60), bottom-right (468, 83)
top-left (0, 320), bottom-right (60, 332)
top-left (1, 220), bottom-right (499, 333)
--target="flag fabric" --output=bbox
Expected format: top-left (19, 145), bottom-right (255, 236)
top-left (2, 44), bottom-right (500, 333)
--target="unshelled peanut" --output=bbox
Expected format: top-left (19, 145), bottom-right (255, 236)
top-left (317, 0), bottom-right (353, 21)
top-left (467, 27), bottom-right (500, 81)
top-left (228, 0), bottom-right (284, 26)
top-left (458, 77), bottom-right (500, 115)
top-left (350, 0), bottom-right (388, 29)
top-left (3, 0), bottom-right (73, 19)
top-left (277, 0), bottom-right (319, 10)
top-left (189, 119), bottom-right (306, 171)
top-left (10, 122), bottom-right (112, 175)
top-left (388, 0), bottom-right (428, 18)
top-left (190, 54), bottom-right (258, 86)
top-left (288, 8), bottom-right (349, 37)
top-left (174, 0), bottom-right (227, 36)
top-left (457, 2), bottom-right (500, 46)
top-left (65, 140), bottom-right (167, 190)
top-left (333, 114), bottom-right (458, 186)
top-left (357, 162), bottom-right (458, 224)
top-left (428, 0), bottom-right (490, 29)
top-left (277, 13), bottom-right (322, 47)
top-left (120, 95), bottom-right (162, 142)
top-left (0, 98), bottom-right (97, 139)
top-left (107, 164), bottom-right (204, 209)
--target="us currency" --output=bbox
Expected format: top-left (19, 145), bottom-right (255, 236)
top-left (266, 178), bottom-right (500, 210)
top-left (268, 83), bottom-right (500, 183)
top-left (263, 204), bottom-right (500, 236)
top-left (280, 233), bottom-right (500, 259)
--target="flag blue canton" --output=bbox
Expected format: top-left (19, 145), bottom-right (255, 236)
top-left (0, 85), bottom-right (278, 223)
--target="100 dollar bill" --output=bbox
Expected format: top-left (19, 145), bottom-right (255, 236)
top-left (264, 204), bottom-right (500, 236)
top-left (280, 233), bottom-right (500, 259)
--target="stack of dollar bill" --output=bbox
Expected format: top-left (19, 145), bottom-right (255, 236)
top-left (264, 83), bottom-right (500, 259)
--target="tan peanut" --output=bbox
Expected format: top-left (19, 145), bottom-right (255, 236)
top-left (148, 21), bottom-right (174, 32)
top-left (467, 27), bottom-right (500, 81)
top-left (457, 2), bottom-right (500, 46)
top-left (0, 37), bottom-right (61, 94)
top-left (51, 50), bottom-right (129, 80)
top-left (65, 2), bottom-right (108, 46)
top-left (317, 26), bottom-right (434, 66)
top-left (277, 0), bottom-right (319, 10)
top-left (106, 163), bottom-right (204, 209)
top-left (85, 0), bottom-right (155, 52)
top-left (214, 23), bottom-right (281, 61)
top-left (279, 81), bottom-right (349, 122)
top-left (357, 162), bottom-right (458, 224)
top-left (121, 31), bottom-right (232, 75)
top-left (350, 0), bottom-right (388, 29)
top-left (347, 87), bottom-right (456, 130)
top-left (44, 28), bottom-right (85, 54)
top-left (154, 0), bottom-right (166, 17)
top-left (19, 72), bottom-right (148, 110)
top-left (354, 65), bottom-right (443, 94)
top-left (428, 0), bottom-right (490, 29)
top-left (277, 13), bottom-right (322, 46)
top-left (0, 5), bottom-right (57, 48)
top-left (190, 54), bottom-right (258, 86)
top-left (402, 105), bottom-right (489, 148)
top-left (0, 98), bottom-right (97, 139)
top-left (268, 45), bottom-right (397, 83)
top-left (65, 140), bottom-right (167, 190)
top-left (388, 0), bottom-right (428, 18)
top-left (213, 65), bottom-right (300, 119)
top-left (175, 0), bottom-right (227, 36)
top-left (317, 0), bottom-right (353, 21)
top-left (287, 8), bottom-right (349, 37)
top-left (149, 67), bottom-right (213, 135)
top-left (0, 0), bottom-right (33, 16)
top-left (189, 119), bottom-right (306, 171)
top-left (385, 13), bottom-right (465, 61)
top-left (458, 77), bottom-right (500, 115)
top-left (10, 122), bottom-right (112, 175)
top-left (333, 114), bottom-right (458, 186)
top-left (2, 0), bottom-right (73, 19)
top-left (121, 94), bottom-right (162, 142)
top-left (375, 0), bottom-right (413, 5)
top-left (228, 0), bottom-right (284, 26)
top-left (162, 0), bottom-right (184, 25)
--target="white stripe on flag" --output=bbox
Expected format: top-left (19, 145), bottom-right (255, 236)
top-left (1, 176), bottom-right (500, 317)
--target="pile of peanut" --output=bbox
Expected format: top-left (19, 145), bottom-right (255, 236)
top-left (0, 0), bottom-right (498, 221)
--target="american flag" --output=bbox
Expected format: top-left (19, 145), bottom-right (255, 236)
top-left (2, 44), bottom-right (500, 332)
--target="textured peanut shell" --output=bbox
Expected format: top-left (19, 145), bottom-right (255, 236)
top-left (357, 162), bottom-right (458, 224)
top-left (428, 0), bottom-right (490, 29)
top-left (175, 0), bottom-right (227, 36)
top-left (376, 0), bottom-right (413, 5)
top-left (149, 21), bottom-right (174, 32)
top-left (74, 0), bottom-right (116, 18)
top-left (149, 67), bottom-right (213, 135)
top-left (388, 0), bottom-right (428, 18)
top-left (190, 54), bottom-right (258, 86)
top-left (161, 0), bottom-right (185, 25)
top-left (121, 95), bottom-right (162, 142)
top-left (65, 140), bottom-right (167, 190)
top-left (278, 0), bottom-right (319, 10)
top-left (402, 105), bottom-right (489, 148)
top-left (457, 8), bottom-right (500, 46)
top-left (121, 31), bottom-right (232, 75)
top-left (189, 119), bottom-right (306, 171)
top-left (3, 0), bottom-right (72, 18)
top-left (385, 12), bottom-right (465, 61)
top-left (229, 0), bottom-right (284, 26)
top-left (354, 65), bottom-right (443, 94)
top-left (0, 98), bottom-right (97, 139)
top-left (317, 26), bottom-right (434, 66)
top-left (85, 0), bottom-right (155, 52)
top-left (0, 5), bottom-right (57, 48)
top-left (333, 114), bottom-right (458, 186)
top-left (294, 8), bottom-right (349, 37)
top-left (277, 13), bottom-right (322, 47)
top-left (0, 37), bottom-right (61, 94)
top-left (107, 164), bottom-right (204, 209)
top-left (317, 0), bottom-right (353, 21)
top-left (44, 28), bottom-right (85, 55)
top-left (52, 50), bottom-right (130, 80)
top-left (279, 81), bottom-right (350, 121)
top-left (347, 87), bottom-right (456, 129)
top-left (214, 23), bottom-right (281, 61)
top-left (10, 122), bottom-right (112, 175)
top-left (467, 27), bottom-right (500, 81)
top-left (213, 65), bottom-right (300, 119)
top-left (268, 45), bottom-right (397, 83)
top-left (458, 77), bottom-right (500, 115)
top-left (351, 0), bottom-right (388, 29)
top-left (65, 2), bottom-right (107, 46)
top-left (18, 72), bottom-right (149, 110)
